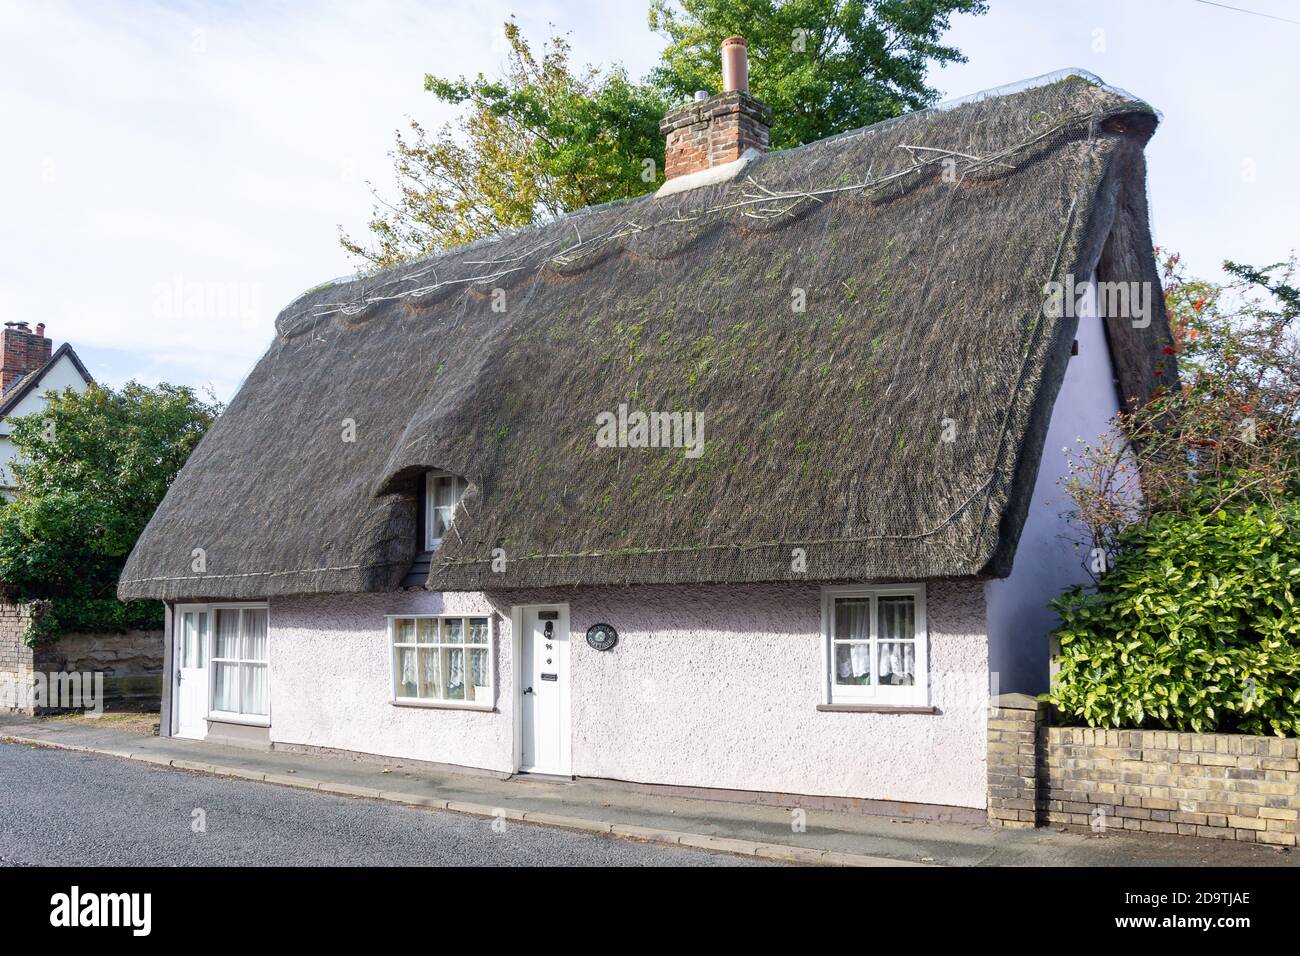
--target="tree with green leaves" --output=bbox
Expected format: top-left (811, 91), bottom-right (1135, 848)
top-left (340, 20), bottom-right (670, 270)
top-left (341, 1), bottom-right (987, 268)
top-left (650, 0), bottom-right (988, 150)
top-left (1062, 253), bottom-right (1300, 561)
top-left (0, 382), bottom-right (222, 644)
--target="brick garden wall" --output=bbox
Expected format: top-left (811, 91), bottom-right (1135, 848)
top-left (987, 693), bottom-right (1042, 827)
top-left (988, 694), bottom-right (1300, 847)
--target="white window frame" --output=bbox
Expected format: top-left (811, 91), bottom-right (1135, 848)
top-left (387, 614), bottom-right (495, 710)
top-left (424, 472), bottom-right (467, 551)
top-left (820, 584), bottom-right (928, 706)
top-left (206, 603), bottom-right (271, 727)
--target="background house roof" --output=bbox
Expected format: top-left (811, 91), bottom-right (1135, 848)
top-left (0, 343), bottom-right (95, 422)
top-left (120, 72), bottom-right (1176, 601)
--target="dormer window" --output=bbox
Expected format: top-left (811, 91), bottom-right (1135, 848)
top-left (425, 472), bottom-right (466, 550)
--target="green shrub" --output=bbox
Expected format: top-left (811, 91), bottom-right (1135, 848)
top-left (0, 381), bottom-right (219, 645)
top-left (1046, 502), bottom-right (1300, 736)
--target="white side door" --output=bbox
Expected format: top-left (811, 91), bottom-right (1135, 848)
top-left (519, 606), bottom-right (571, 775)
top-left (174, 607), bottom-right (209, 739)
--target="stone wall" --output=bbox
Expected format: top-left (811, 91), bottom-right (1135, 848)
top-left (34, 628), bottom-right (164, 710)
top-left (33, 629), bottom-right (163, 676)
top-left (988, 695), bottom-right (1300, 846)
top-left (0, 601), bottom-right (34, 714)
top-left (0, 599), bottom-right (162, 713)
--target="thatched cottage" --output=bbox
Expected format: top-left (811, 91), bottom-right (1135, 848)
top-left (120, 49), bottom-right (1173, 813)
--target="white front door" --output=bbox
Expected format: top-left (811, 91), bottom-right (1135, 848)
top-left (173, 607), bottom-right (209, 739)
top-left (519, 606), bottom-right (571, 775)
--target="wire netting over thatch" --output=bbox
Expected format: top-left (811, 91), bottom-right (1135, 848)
top-left (120, 73), bottom-right (1176, 601)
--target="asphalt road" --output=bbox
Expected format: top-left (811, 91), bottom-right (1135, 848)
top-left (0, 741), bottom-right (766, 867)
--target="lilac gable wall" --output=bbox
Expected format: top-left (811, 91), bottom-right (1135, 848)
top-left (268, 579), bottom-right (989, 808)
top-left (985, 275), bottom-right (1123, 694)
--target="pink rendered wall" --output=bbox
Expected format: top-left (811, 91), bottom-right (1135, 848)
top-left (268, 578), bottom-right (990, 808)
top-left (563, 580), bottom-right (988, 808)
top-left (268, 590), bottom-right (515, 773)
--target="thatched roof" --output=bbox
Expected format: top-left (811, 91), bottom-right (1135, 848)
top-left (120, 72), bottom-right (1176, 601)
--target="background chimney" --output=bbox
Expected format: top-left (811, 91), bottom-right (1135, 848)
top-left (659, 36), bottom-right (771, 181)
top-left (1, 322), bottom-right (52, 393)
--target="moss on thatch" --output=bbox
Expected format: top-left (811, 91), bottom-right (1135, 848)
top-left (120, 74), bottom-right (1174, 600)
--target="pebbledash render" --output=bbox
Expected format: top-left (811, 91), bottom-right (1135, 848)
top-left (120, 46), bottom-right (1175, 814)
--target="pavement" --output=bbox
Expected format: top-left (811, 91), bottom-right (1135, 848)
top-left (3, 714), bottom-right (1297, 867)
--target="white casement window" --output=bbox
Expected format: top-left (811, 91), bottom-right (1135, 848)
top-left (390, 615), bottom-right (493, 707)
top-left (821, 585), bottom-right (928, 706)
top-left (209, 606), bottom-right (270, 722)
top-left (425, 473), bottom-right (467, 550)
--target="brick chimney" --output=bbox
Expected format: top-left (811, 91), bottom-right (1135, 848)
top-left (2, 321), bottom-right (53, 393)
top-left (660, 36), bottom-right (772, 181)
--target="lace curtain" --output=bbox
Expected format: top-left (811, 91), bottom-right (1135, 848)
top-left (834, 599), bottom-right (871, 680)
top-left (877, 598), bottom-right (915, 685)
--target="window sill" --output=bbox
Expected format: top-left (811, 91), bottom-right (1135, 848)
top-left (207, 713), bottom-right (271, 727)
top-left (390, 699), bottom-right (497, 713)
top-left (817, 703), bottom-right (939, 715)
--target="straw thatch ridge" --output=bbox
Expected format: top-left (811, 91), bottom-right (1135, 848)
top-left (120, 73), bottom-right (1175, 601)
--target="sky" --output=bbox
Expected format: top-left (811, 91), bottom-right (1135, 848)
top-left (1, 0), bottom-right (1297, 402)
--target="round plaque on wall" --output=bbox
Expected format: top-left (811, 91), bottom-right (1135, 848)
top-left (586, 623), bottom-right (618, 652)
